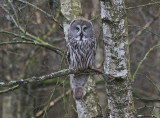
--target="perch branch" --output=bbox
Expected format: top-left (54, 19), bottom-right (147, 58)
top-left (0, 69), bottom-right (104, 88)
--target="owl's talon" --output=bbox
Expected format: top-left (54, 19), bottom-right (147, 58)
top-left (90, 68), bottom-right (103, 73)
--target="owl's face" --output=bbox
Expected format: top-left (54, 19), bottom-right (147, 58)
top-left (69, 19), bottom-right (94, 41)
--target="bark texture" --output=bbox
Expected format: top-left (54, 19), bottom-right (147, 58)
top-left (60, 0), bottom-right (102, 118)
top-left (2, 95), bottom-right (15, 118)
top-left (154, 31), bottom-right (160, 118)
top-left (100, 0), bottom-right (135, 117)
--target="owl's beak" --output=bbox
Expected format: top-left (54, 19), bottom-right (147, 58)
top-left (80, 32), bottom-right (83, 37)
top-left (80, 32), bottom-right (83, 41)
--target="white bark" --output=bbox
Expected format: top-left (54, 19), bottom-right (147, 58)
top-left (60, 0), bottom-right (102, 117)
top-left (75, 76), bottom-right (102, 118)
top-left (100, 0), bottom-right (135, 117)
top-left (60, 0), bottom-right (82, 42)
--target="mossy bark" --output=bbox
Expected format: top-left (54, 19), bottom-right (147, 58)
top-left (100, 0), bottom-right (135, 117)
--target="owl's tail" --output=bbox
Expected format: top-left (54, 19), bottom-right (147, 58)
top-left (70, 74), bottom-right (89, 100)
top-left (74, 87), bottom-right (83, 100)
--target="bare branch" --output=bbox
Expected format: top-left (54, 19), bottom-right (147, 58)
top-left (135, 98), bottom-right (160, 102)
top-left (133, 43), bottom-right (160, 80)
top-left (137, 115), bottom-right (155, 117)
top-left (129, 13), bottom-right (159, 46)
top-left (0, 31), bottom-right (64, 56)
top-left (128, 25), bottom-right (160, 38)
top-left (126, 2), bottom-right (160, 10)
top-left (17, 0), bottom-right (63, 29)
top-left (31, 89), bottom-right (71, 118)
top-left (0, 30), bottom-right (31, 41)
top-left (0, 85), bottom-right (20, 94)
top-left (0, 69), bottom-right (103, 88)
top-left (137, 105), bottom-right (160, 110)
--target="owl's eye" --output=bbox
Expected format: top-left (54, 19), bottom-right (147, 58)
top-left (83, 27), bottom-right (87, 31)
top-left (76, 27), bottom-right (79, 31)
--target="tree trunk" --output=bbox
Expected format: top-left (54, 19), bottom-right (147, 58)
top-left (154, 19), bottom-right (160, 117)
top-left (100, 0), bottom-right (135, 117)
top-left (60, 0), bottom-right (102, 118)
top-left (2, 95), bottom-right (16, 118)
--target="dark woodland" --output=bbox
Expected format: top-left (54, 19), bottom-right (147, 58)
top-left (0, 0), bottom-right (160, 118)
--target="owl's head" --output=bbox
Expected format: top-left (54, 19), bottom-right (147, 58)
top-left (69, 19), bottom-right (94, 41)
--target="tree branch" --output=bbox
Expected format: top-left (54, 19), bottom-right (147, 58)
top-left (133, 43), bottom-right (160, 81)
top-left (0, 69), bottom-right (103, 88)
top-left (31, 89), bottom-right (71, 118)
top-left (0, 2), bottom-right (64, 56)
top-left (0, 31), bottom-right (64, 56)
top-left (0, 85), bottom-right (20, 94)
top-left (126, 2), bottom-right (160, 10)
top-left (17, 0), bottom-right (63, 29)
top-left (129, 13), bottom-right (159, 46)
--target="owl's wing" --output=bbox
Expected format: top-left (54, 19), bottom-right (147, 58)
top-left (67, 44), bottom-right (71, 65)
top-left (93, 38), bottom-right (96, 57)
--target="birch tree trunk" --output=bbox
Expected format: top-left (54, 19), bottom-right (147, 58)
top-left (60, 0), bottom-right (102, 118)
top-left (100, 0), bottom-right (135, 117)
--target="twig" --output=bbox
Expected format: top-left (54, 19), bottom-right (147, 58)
top-left (0, 85), bottom-right (20, 94)
top-left (135, 98), bottom-right (160, 102)
top-left (132, 43), bottom-right (160, 81)
top-left (7, 0), bottom-right (20, 27)
top-left (1, 1), bottom-right (64, 56)
top-left (133, 88), bottom-right (159, 99)
top-left (90, 14), bottom-right (101, 21)
top-left (0, 30), bottom-right (64, 55)
top-left (43, 10), bottom-right (61, 39)
top-left (137, 105), bottom-right (160, 110)
top-left (129, 13), bottom-right (159, 46)
top-left (0, 30), bottom-right (31, 41)
top-left (0, 69), bottom-right (104, 87)
top-left (145, 76), bottom-right (160, 93)
top-left (0, 41), bottom-right (35, 45)
top-left (0, 40), bottom-right (64, 56)
top-left (128, 24), bottom-right (160, 39)
top-left (31, 89), bottom-right (71, 118)
top-left (17, 0), bottom-right (63, 29)
top-left (137, 115), bottom-right (156, 117)
top-left (126, 2), bottom-right (160, 10)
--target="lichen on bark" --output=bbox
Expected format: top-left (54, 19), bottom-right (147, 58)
top-left (100, 0), bottom-right (135, 117)
top-left (60, 0), bottom-right (82, 42)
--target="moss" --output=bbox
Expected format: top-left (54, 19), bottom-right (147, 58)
top-left (61, 0), bottom-right (82, 20)
top-left (71, 0), bottom-right (82, 18)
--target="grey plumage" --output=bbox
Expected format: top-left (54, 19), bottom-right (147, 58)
top-left (67, 19), bottom-right (96, 100)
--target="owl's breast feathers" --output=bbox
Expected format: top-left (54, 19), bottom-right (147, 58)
top-left (67, 39), bottom-right (96, 70)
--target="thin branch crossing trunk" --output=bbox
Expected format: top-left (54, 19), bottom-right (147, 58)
top-left (60, 0), bottom-right (102, 118)
top-left (100, 0), bottom-right (135, 117)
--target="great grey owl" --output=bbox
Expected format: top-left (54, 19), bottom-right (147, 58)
top-left (67, 19), bottom-right (96, 100)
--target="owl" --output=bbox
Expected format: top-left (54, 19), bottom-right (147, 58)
top-left (67, 19), bottom-right (96, 100)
